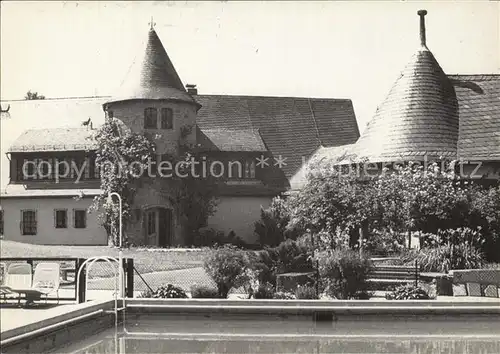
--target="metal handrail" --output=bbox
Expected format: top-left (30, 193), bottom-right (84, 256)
top-left (76, 256), bottom-right (124, 328)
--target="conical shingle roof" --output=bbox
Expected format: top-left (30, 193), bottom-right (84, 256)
top-left (106, 26), bottom-right (198, 106)
top-left (355, 10), bottom-right (459, 162)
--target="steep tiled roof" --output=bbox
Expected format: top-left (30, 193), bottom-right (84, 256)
top-left (106, 28), bottom-right (198, 106)
top-left (355, 11), bottom-right (459, 162)
top-left (450, 74), bottom-right (500, 161)
top-left (0, 95), bottom-right (359, 190)
top-left (194, 94), bottom-right (359, 179)
top-left (9, 127), bottom-right (97, 152)
top-left (198, 128), bottom-right (267, 152)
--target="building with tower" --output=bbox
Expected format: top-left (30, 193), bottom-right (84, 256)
top-left (0, 10), bottom-right (498, 246)
top-left (0, 21), bottom-right (359, 246)
top-left (291, 10), bottom-right (500, 189)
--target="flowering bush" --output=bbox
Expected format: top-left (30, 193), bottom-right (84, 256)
top-left (138, 284), bottom-right (188, 298)
top-left (273, 291), bottom-right (296, 300)
top-left (385, 284), bottom-right (433, 300)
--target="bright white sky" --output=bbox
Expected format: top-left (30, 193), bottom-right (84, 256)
top-left (1, 1), bottom-right (498, 132)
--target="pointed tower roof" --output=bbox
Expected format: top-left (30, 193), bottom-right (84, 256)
top-left (355, 10), bottom-right (459, 162)
top-left (106, 22), bottom-right (199, 107)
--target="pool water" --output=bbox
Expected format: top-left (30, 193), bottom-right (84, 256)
top-left (57, 329), bottom-right (500, 354)
top-left (54, 312), bottom-right (500, 354)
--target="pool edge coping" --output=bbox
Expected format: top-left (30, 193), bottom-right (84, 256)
top-left (0, 299), bottom-right (116, 344)
top-left (1, 298), bottom-right (499, 346)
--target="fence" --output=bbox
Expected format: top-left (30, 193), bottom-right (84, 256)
top-left (0, 257), bottom-right (135, 302)
top-left (2, 252), bottom-right (498, 301)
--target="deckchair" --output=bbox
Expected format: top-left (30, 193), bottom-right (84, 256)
top-left (0, 263), bottom-right (33, 304)
top-left (31, 262), bottom-right (61, 304)
top-left (1, 263), bottom-right (61, 305)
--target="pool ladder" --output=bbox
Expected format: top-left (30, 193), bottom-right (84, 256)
top-left (76, 256), bottom-right (127, 328)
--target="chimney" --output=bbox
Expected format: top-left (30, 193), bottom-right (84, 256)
top-left (186, 84), bottom-right (198, 95)
top-left (417, 9), bottom-right (428, 47)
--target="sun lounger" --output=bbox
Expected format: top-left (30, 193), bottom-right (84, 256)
top-left (31, 262), bottom-right (61, 303)
top-left (1, 263), bottom-right (33, 305)
top-left (2, 262), bottom-right (61, 306)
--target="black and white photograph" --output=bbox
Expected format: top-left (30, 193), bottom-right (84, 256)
top-left (0, 1), bottom-right (499, 353)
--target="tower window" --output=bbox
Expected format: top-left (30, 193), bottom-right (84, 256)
top-left (160, 108), bottom-right (173, 129)
top-left (144, 108), bottom-right (158, 129)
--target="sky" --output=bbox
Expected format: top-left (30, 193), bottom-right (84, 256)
top-left (0, 1), bottom-right (498, 132)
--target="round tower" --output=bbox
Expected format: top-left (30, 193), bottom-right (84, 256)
top-left (103, 22), bottom-right (200, 155)
top-left (104, 21), bottom-right (200, 247)
top-left (355, 10), bottom-right (459, 162)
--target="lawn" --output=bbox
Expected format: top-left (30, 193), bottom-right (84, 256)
top-left (0, 240), bottom-right (210, 275)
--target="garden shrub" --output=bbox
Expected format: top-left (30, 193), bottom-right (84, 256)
top-left (268, 239), bottom-right (313, 274)
top-left (192, 228), bottom-right (250, 248)
top-left (190, 285), bottom-right (220, 298)
top-left (419, 227), bottom-right (485, 249)
top-left (138, 284), bottom-right (188, 299)
top-left (316, 249), bottom-right (372, 299)
top-left (365, 230), bottom-right (405, 256)
top-left (254, 196), bottom-right (297, 247)
top-left (247, 250), bottom-right (277, 286)
top-left (203, 245), bottom-right (251, 298)
top-left (385, 283), bottom-right (433, 300)
top-left (253, 283), bottom-right (276, 299)
top-left (295, 285), bottom-right (318, 299)
top-left (273, 291), bottom-right (296, 300)
top-left (402, 243), bottom-right (485, 273)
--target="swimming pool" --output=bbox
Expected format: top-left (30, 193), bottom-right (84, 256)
top-left (4, 299), bottom-right (500, 353)
top-left (61, 330), bottom-right (500, 354)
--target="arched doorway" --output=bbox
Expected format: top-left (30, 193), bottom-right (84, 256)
top-left (144, 207), bottom-right (173, 247)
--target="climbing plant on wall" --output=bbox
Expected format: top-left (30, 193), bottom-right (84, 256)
top-left (156, 123), bottom-right (221, 245)
top-left (87, 118), bottom-right (155, 246)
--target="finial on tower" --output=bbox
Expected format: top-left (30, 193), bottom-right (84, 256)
top-left (417, 10), bottom-right (428, 47)
top-left (149, 16), bottom-right (156, 30)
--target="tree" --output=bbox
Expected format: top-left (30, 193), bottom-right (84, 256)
top-left (287, 157), bottom-right (500, 261)
top-left (286, 159), bottom-right (379, 250)
top-left (24, 90), bottom-right (45, 100)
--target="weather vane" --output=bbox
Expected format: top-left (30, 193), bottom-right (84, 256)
top-left (149, 16), bottom-right (156, 30)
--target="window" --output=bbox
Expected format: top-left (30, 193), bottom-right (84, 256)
top-left (54, 209), bottom-right (67, 228)
top-left (74, 209), bottom-right (87, 229)
top-left (144, 108), bottom-right (157, 129)
top-left (160, 108), bottom-right (173, 129)
top-left (245, 160), bottom-right (256, 179)
top-left (21, 210), bottom-right (37, 235)
top-left (93, 164), bottom-right (101, 179)
top-left (147, 211), bottom-right (156, 235)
